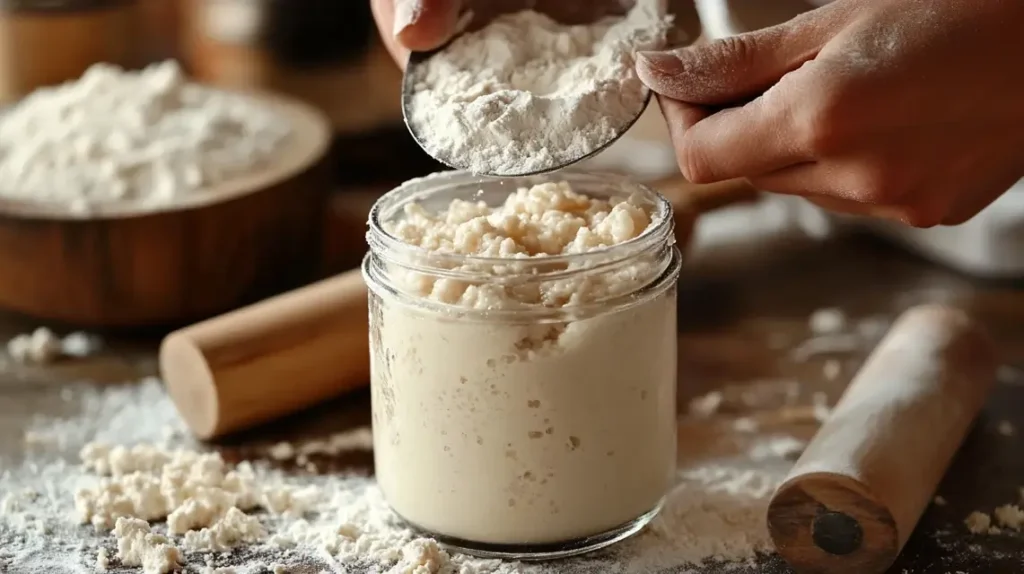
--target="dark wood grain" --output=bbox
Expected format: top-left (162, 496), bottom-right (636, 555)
top-left (769, 474), bottom-right (900, 574)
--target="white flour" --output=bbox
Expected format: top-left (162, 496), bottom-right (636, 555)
top-left (0, 60), bottom-right (291, 214)
top-left (407, 0), bottom-right (672, 176)
top-left (265, 427), bottom-right (374, 468)
top-left (0, 376), bottom-right (795, 574)
top-left (7, 328), bottom-right (103, 364)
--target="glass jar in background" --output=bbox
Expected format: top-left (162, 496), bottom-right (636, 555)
top-left (362, 170), bottom-right (681, 559)
top-left (0, 0), bottom-right (137, 105)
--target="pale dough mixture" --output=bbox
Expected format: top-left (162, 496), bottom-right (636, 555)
top-left (370, 179), bottom-right (679, 545)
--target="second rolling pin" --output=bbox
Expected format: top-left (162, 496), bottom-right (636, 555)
top-left (766, 304), bottom-right (998, 574)
top-left (159, 177), bottom-right (758, 440)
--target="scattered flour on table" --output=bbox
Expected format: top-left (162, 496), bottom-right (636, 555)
top-left (0, 60), bottom-right (291, 214)
top-left (965, 494), bottom-right (1024, 537)
top-left (407, 0), bottom-right (673, 175)
top-left (994, 505), bottom-right (1024, 531)
top-left (113, 517), bottom-right (183, 573)
top-left (7, 328), bottom-right (103, 364)
top-left (965, 511), bottom-right (995, 535)
top-left (791, 309), bottom-right (890, 362)
top-left (688, 391), bottom-right (724, 418)
top-left (265, 427), bottom-right (374, 466)
top-left (808, 308), bottom-right (846, 335)
top-left (0, 376), bottom-right (799, 573)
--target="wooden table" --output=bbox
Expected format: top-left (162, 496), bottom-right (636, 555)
top-left (1, 225), bottom-right (1023, 573)
top-left (673, 231), bottom-right (1024, 573)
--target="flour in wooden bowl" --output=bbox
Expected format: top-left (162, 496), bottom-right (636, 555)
top-left (0, 60), bottom-right (292, 215)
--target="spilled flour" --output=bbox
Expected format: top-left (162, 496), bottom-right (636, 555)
top-left (7, 328), bottom-right (103, 364)
top-left (0, 377), bottom-right (793, 574)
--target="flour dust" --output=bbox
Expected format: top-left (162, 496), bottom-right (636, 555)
top-left (0, 375), bottom-right (798, 574)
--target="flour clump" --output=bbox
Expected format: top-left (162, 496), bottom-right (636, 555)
top-left (384, 180), bottom-right (658, 309)
top-left (113, 516), bottom-right (182, 574)
top-left (0, 60), bottom-right (291, 214)
top-left (7, 327), bottom-right (103, 364)
top-left (407, 0), bottom-right (673, 175)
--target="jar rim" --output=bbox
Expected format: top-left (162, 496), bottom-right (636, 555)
top-left (365, 169), bottom-right (676, 273)
top-left (362, 245), bottom-right (682, 322)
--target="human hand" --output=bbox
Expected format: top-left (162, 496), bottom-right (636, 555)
top-left (370, 0), bottom-right (462, 64)
top-left (637, 0), bottom-right (1024, 227)
top-left (372, 0), bottom-right (607, 65)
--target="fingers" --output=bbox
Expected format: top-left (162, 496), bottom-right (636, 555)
top-left (371, 0), bottom-right (462, 65)
top-left (395, 0), bottom-right (462, 51)
top-left (661, 88), bottom-right (813, 183)
top-left (802, 196), bottom-right (910, 222)
top-left (371, 0), bottom-right (406, 63)
top-left (749, 163), bottom-right (941, 226)
top-left (636, 14), bottom-right (830, 105)
top-left (656, 94), bottom-right (707, 132)
top-left (756, 161), bottom-right (1015, 227)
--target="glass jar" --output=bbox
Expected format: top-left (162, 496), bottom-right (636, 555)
top-left (361, 170), bottom-right (681, 560)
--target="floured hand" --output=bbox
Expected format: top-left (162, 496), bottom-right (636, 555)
top-left (637, 0), bottom-right (1024, 227)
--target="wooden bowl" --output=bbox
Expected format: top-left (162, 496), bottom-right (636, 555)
top-left (0, 89), bottom-right (333, 328)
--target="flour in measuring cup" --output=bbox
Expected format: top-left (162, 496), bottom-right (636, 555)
top-left (406, 0), bottom-right (673, 175)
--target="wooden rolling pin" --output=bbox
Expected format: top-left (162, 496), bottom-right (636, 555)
top-left (160, 269), bottom-right (370, 440)
top-left (767, 304), bottom-right (998, 574)
top-left (160, 177), bottom-right (758, 440)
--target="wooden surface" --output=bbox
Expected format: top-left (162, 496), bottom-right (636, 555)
top-left (3, 222), bottom-right (1024, 572)
top-left (672, 234), bottom-right (1024, 573)
top-left (0, 89), bottom-right (332, 328)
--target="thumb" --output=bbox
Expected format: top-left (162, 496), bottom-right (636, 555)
top-left (394, 0), bottom-right (462, 51)
top-left (372, 0), bottom-right (462, 65)
top-left (636, 16), bottom-right (831, 106)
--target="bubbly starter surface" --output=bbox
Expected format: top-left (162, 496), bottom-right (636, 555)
top-left (370, 181), bottom-right (678, 544)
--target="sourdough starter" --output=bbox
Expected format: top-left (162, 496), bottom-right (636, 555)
top-left (365, 176), bottom-right (679, 547)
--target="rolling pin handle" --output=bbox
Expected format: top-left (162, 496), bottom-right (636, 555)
top-left (766, 305), bottom-right (998, 574)
top-left (812, 510), bottom-right (863, 556)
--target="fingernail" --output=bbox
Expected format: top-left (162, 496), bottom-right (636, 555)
top-left (637, 51), bottom-right (684, 77)
top-left (393, 0), bottom-right (423, 38)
